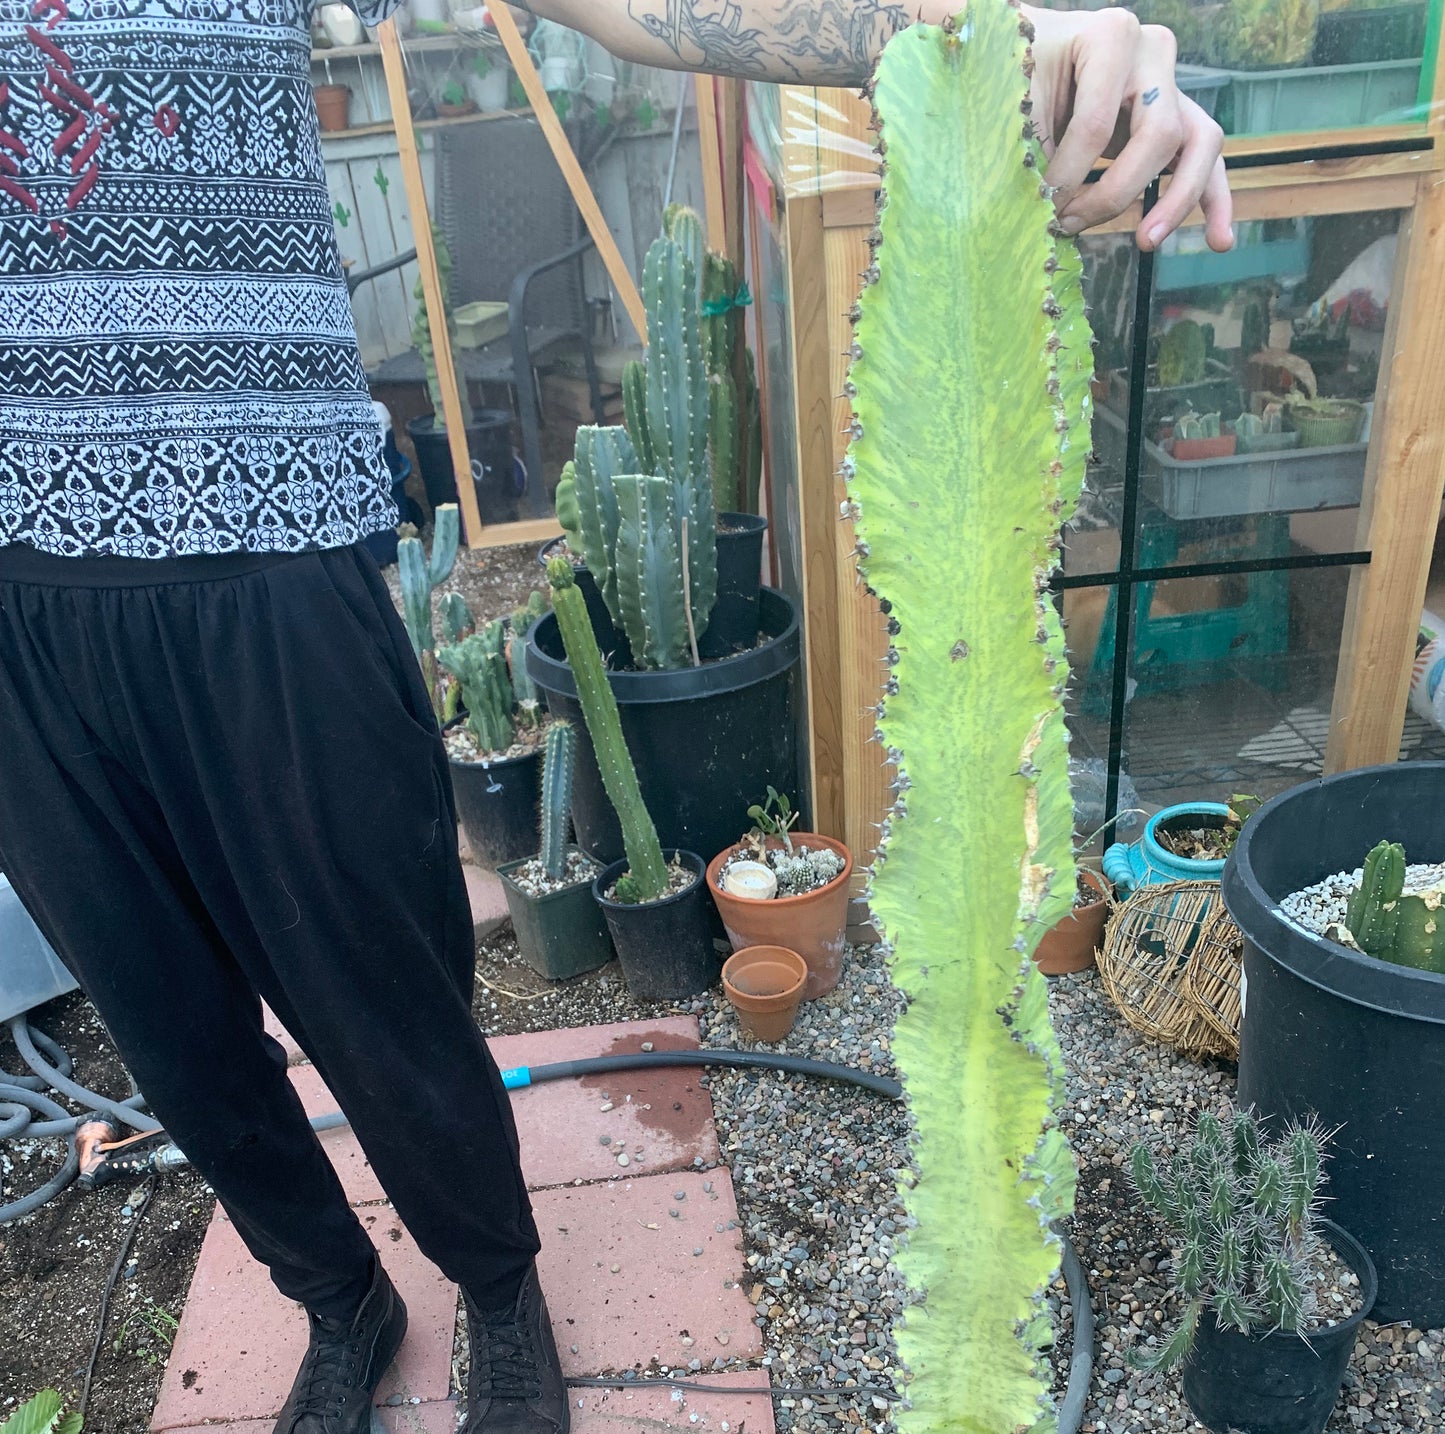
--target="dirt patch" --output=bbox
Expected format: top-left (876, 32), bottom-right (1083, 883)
top-left (381, 538), bottom-right (546, 634)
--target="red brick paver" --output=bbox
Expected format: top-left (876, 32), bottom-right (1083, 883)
top-left (574, 1372), bottom-right (776, 1434)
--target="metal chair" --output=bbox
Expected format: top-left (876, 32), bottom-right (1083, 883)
top-left (349, 114), bottom-right (606, 516)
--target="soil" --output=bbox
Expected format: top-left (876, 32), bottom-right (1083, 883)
top-left (380, 538), bottom-right (546, 638)
top-left (1155, 823), bottom-right (1232, 863)
top-left (444, 719), bottom-right (547, 766)
top-left (1075, 871), bottom-right (1107, 910)
top-left (600, 860), bottom-right (697, 905)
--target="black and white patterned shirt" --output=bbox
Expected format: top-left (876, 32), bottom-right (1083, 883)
top-left (0, 0), bottom-right (400, 557)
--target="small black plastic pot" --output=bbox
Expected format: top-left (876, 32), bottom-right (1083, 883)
top-left (449, 746), bottom-right (542, 873)
top-left (496, 850), bottom-right (613, 980)
top-left (535, 540), bottom-right (632, 664)
top-left (699, 512), bottom-right (768, 660)
top-left (592, 850), bottom-right (718, 1001)
top-left (1225, 761), bottom-right (1445, 1324)
top-left (1180, 1220), bottom-right (1377, 1434)
top-left (409, 411), bottom-right (521, 523)
top-left (527, 588), bottom-right (801, 866)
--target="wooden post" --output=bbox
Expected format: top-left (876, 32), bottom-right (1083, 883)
top-left (1325, 169), bottom-right (1445, 771)
top-left (486, 3), bottom-right (646, 341)
top-left (785, 194), bottom-right (847, 840)
top-left (716, 78), bottom-right (746, 268)
top-left (378, 19), bottom-right (483, 545)
top-left (695, 76), bottom-right (727, 253)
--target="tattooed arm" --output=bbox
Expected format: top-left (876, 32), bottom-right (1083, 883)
top-left (505, 0), bottom-right (1232, 249)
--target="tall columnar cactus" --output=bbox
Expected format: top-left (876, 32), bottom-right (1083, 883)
top-left (411, 225), bottom-right (473, 434)
top-left (545, 558), bottom-right (669, 901)
top-left (540, 719), bottom-right (577, 880)
top-left (1344, 840), bottom-right (1445, 973)
top-left (508, 590), bottom-right (548, 727)
top-left (572, 424), bottom-right (636, 618)
top-left (845, 6), bottom-right (1092, 1429)
top-left (437, 619), bottom-right (514, 754)
top-left (398, 503), bottom-right (460, 723)
top-left (1131, 1106), bottom-right (1326, 1372)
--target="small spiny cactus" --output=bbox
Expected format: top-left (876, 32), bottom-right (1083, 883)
top-left (437, 619), bottom-right (514, 754)
top-left (1343, 840), bottom-right (1445, 974)
top-left (397, 504), bottom-right (460, 722)
top-left (540, 720), bottom-right (576, 880)
top-left (1131, 1104), bottom-right (1328, 1372)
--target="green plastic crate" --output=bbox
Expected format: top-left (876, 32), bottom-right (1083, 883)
top-left (1218, 58), bottom-right (1423, 135)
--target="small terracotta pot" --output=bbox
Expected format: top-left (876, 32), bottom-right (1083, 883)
top-left (707, 835), bottom-right (852, 1000)
top-left (314, 84), bottom-right (352, 133)
top-left (722, 946), bottom-right (808, 1043)
top-left (1033, 868), bottom-right (1111, 976)
top-left (1169, 434), bottom-right (1237, 461)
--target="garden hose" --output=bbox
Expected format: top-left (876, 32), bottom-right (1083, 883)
top-left (0, 1027), bottom-right (1095, 1427)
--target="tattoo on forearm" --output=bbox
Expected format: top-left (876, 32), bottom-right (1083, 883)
top-left (626, 0), bottom-right (911, 82)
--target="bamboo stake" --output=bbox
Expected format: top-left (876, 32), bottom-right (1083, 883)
top-left (486, 3), bottom-right (646, 340)
top-left (695, 75), bottom-right (727, 252)
top-left (377, 20), bottom-right (484, 546)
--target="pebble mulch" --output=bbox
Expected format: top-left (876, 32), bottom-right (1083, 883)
top-left (1281, 864), bottom-right (1445, 939)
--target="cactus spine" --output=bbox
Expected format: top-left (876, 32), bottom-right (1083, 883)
top-left (846, 7), bottom-right (1093, 1428)
top-left (1132, 1106), bottom-right (1326, 1372)
top-left (545, 557), bottom-right (669, 901)
top-left (437, 619), bottom-right (514, 754)
top-left (398, 503), bottom-right (460, 722)
top-left (1344, 839), bottom-right (1445, 973)
top-left (540, 720), bottom-right (576, 880)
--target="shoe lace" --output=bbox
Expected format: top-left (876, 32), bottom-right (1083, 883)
top-left (290, 1323), bottom-right (364, 1421)
top-left (481, 1313), bottom-right (544, 1401)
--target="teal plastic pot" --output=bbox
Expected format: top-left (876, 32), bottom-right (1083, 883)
top-left (1103, 802), bottom-right (1231, 894)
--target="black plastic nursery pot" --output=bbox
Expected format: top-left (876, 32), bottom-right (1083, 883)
top-left (536, 540), bottom-right (631, 664)
top-left (700, 512), bottom-right (768, 660)
top-left (449, 746), bottom-right (542, 873)
top-left (593, 851), bottom-right (718, 1001)
top-left (1223, 761), bottom-right (1445, 1325)
top-left (496, 850), bottom-right (613, 981)
top-left (408, 411), bottom-right (520, 523)
top-left (1180, 1220), bottom-right (1377, 1434)
top-left (526, 587), bottom-right (800, 867)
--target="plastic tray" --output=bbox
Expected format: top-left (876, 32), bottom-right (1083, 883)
top-left (453, 300), bottom-right (509, 348)
top-left (1175, 64), bottom-right (1230, 118)
top-left (1094, 406), bottom-right (1367, 520)
top-left (1, 872), bottom-right (76, 1024)
top-left (1218, 58), bottom-right (1423, 136)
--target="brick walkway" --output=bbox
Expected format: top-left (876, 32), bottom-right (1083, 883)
top-left (150, 1009), bottom-right (773, 1434)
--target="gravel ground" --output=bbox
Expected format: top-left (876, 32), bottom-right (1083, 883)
top-left (1282, 864), bottom-right (1445, 937)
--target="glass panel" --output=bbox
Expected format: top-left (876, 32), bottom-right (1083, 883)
top-left (1113, 564), bottom-right (1352, 813)
top-left (1401, 520), bottom-right (1445, 761)
top-left (1120, 209), bottom-right (1401, 573)
top-left (1031, 1), bottom-right (1439, 137)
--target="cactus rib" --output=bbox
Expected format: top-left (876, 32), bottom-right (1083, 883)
top-left (540, 720), bottom-right (576, 880)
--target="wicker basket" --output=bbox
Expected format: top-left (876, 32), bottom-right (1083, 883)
top-left (1180, 905), bottom-right (1246, 1057)
top-left (1096, 880), bottom-right (1236, 1060)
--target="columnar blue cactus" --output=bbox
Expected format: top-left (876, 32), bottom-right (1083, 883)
top-left (397, 503), bottom-right (460, 722)
top-left (437, 619), bottom-right (514, 754)
top-left (540, 719), bottom-right (576, 880)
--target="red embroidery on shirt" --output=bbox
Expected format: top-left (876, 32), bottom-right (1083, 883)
top-left (154, 104), bottom-right (180, 138)
top-left (0, 80), bottom-right (40, 214)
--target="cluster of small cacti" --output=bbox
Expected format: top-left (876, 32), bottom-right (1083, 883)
top-left (1157, 318), bottom-right (1208, 387)
top-left (411, 224), bottom-right (473, 434)
top-left (1341, 840), bottom-right (1445, 973)
top-left (397, 503), bottom-right (461, 722)
top-left (845, 5), bottom-right (1094, 1428)
top-left (438, 620), bottom-right (513, 753)
top-left (1206, 0), bottom-right (1319, 69)
top-left (1131, 1106), bottom-right (1327, 1371)
top-left (539, 719), bottom-right (576, 880)
top-left (1175, 411), bottom-right (1222, 441)
top-left (545, 557), bottom-right (669, 902)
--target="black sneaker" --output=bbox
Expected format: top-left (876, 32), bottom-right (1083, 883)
top-left (274, 1262), bottom-right (408, 1433)
top-left (462, 1265), bottom-right (570, 1434)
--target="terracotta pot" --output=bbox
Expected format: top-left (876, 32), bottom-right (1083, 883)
top-left (707, 835), bottom-right (853, 1000)
top-left (1169, 434), bottom-right (1237, 461)
top-left (313, 84), bottom-right (352, 133)
top-left (1033, 868), bottom-right (1111, 976)
top-left (721, 945), bottom-right (808, 1043)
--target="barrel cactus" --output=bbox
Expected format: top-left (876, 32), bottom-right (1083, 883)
top-left (1342, 840), bottom-right (1445, 974)
top-left (397, 503), bottom-right (460, 723)
top-left (846, 4), bottom-right (1092, 1428)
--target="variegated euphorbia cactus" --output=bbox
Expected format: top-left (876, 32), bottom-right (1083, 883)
top-left (847, 4), bottom-right (1093, 1429)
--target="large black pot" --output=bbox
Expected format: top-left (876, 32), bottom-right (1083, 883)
top-left (1224, 761), bottom-right (1445, 1324)
top-left (593, 850), bottom-right (718, 1000)
top-left (526, 588), bottom-right (800, 867)
top-left (1180, 1220), bottom-right (1376, 1434)
top-left (409, 411), bottom-right (521, 523)
top-left (450, 746), bottom-right (542, 873)
top-left (701, 512), bottom-right (768, 660)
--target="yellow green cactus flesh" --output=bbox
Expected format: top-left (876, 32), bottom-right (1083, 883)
top-left (847, 7), bottom-right (1093, 1431)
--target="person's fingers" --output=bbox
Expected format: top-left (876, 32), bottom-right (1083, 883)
top-left (1039, 7), bottom-right (1137, 200)
top-left (1134, 102), bottom-right (1233, 251)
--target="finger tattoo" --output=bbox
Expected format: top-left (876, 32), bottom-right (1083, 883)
top-left (1142, 86), bottom-right (1160, 105)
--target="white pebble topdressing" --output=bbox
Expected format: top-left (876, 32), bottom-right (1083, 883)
top-left (1279, 862), bottom-right (1445, 937)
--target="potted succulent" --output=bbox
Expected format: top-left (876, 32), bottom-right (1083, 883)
top-left (1285, 395), bottom-right (1366, 447)
top-left (528, 210), bottom-right (801, 869)
top-left (397, 508), bottom-right (547, 870)
top-left (705, 789), bottom-right (852, 999)
top-left (496, 720), bottom-right (613, 980)
top-left (545, 557), bottom-right (716, 1000)
top-left (720, 945), bottom-right (808, 1043)
top-left (313, 82), bottom-right (352, 133)
top-left (1224, 762), bottom-right (1445, 1325)
top-left (1104, 794), bottom-right (1259, 894)
top-left (1032, 866), bottom-right (1112, 976)
top-left (1130, 1105), bottom-right (1375, 1434)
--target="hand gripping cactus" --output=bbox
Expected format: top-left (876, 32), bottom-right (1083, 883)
top-left (1131, 1107), bottom-right (1327, 1371)
top-left (545, 557), bottom-right (669, 901)
top-left (845, 6), bottom-right (1093, 1428)
top-left (1344, 840), bottom-right (1445, 973)
top-left (397, 503), bottom-right (460, 723)
top-left (540, 719), bottom-right (577, 881)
